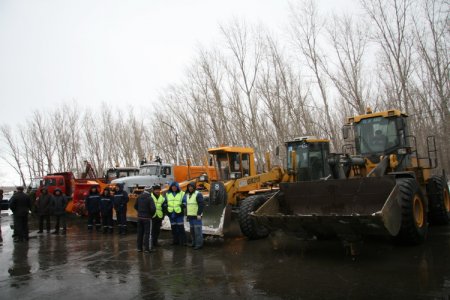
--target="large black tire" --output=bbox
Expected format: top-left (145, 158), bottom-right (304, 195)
top-left (238, 195), bottom-right (269, 240)
top-left (208, 181), bottom-right (227, 206)
top-left (426, 175), bottom-right (450, 225)
top-left (394, 178), bottom-right (428, 245)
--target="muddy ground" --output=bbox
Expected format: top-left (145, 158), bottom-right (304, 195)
top-left (0, 213), bottom-right (449, 300)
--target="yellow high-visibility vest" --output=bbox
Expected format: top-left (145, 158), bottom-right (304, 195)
top-left (166, 192), bottom-right (183, 214)
top-left (151, 194), bottom-right (165, 218)
top-left (186, 191), bottom-right (199, 216)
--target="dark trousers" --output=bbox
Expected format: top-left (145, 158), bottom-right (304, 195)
top-left (116, 209), bottom-right (127, 233)
top-left (39, 215), bottom-right (51, 232)
top-left (137, 218), bottom-right (152, 251)
top-left (14, 215), bottom-right (29, 241)
top-left (54, 214), bottom-right (66, 232)
top-left (152, 218), bottom-right (162, 246)
top-left (101, 212), bottom-right (113, 232)
top-left (88, 212), bottom-right (101, 231)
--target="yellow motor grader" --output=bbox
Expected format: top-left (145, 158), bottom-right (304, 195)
top-left (203, 139), bottom-right (331, 237)
top-left (251, 108), bottom-right (449, 245)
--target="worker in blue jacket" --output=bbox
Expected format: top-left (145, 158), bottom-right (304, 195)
top-left (182, 182), bottom-right (204, 249)
top-left (113, 183), bottom-right (129, 235)
top-left (85, 186), bottom-right (101, 232)
top-left (100, 187), bottom-right (114, 234)
top-left (162, 181), bottom-right (186, 245)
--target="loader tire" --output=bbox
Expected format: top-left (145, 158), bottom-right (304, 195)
top-left (239, 195), bottom-right (269, 240)
top-left (426, 175), bottom-right (450, 225)
top-left (395, 178), bottom-right (428, 245)
top-left (209, 182), bottom-right (227, 206)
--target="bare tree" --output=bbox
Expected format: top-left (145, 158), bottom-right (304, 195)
top-left (289, 0), bottom-right (339, 149)
top-left (0, 125), bottom-right (26, 186)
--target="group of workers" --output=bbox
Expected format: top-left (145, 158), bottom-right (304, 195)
top-left (85, 184), bottom-right (129, 234)
top-left (4, 180), bottom-right (205, 252)
top-left (85, 181), bottom-right (204, 253)
top-left (8, 186), bottom-right (69, 242)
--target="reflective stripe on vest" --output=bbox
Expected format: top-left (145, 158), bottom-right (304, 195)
top-left (186, 191), bottom-right (199, 216)
top-left (167, 192), bottom-right (183, 214)
top-left (151, 194), bottom-right (165, 218)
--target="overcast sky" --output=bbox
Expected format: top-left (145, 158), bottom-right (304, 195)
top-left (0, 0), bottom-right (357, 186)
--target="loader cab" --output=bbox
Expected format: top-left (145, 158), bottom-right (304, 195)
top-left (208, 146), bottom-right (256, 181)
top-left (347, 109), bottom-right (409, 161)
top-left (286, 137), bottom-right (331, 181)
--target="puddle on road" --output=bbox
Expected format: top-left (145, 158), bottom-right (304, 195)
top-left (0, 214), bottom-right (449, 299)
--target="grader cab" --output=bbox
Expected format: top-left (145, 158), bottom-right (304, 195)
top-left (251, 109), bottom-right (450, 244)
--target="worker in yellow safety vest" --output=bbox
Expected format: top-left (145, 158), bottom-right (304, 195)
top-left (162, 181), bottom-right (186, 245)
top-left (182, 182), bottom-right (204, 249)
top-left (150, 184), bottom-right (165, 247)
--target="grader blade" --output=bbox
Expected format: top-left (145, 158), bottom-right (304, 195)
top-left (252, 176), bottom-right (402, 239)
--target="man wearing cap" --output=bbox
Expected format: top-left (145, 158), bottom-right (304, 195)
top-left (9, 186), bottom-right (32, 242)
top-left (113, 183), bottom-right (129, 235)
top-left (134, 186), bottom-right (156, 253)
top-left (150, 184), bottom-right (165, 247)
top-left (36, 186), bottom-right (52, 233)
top-left (182, 182), bottom-right (204, 250)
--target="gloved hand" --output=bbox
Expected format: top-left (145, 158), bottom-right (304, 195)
top-left (197, 215), bottom-right (201, 220)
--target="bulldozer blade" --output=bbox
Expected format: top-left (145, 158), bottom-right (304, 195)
top-left (252, 176), bottom-right (402, 239)
top-left (160, 202), bottom-right (231, 236)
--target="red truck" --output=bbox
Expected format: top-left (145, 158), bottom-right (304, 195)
top-left (35, 166), bottom-right (140, 215)
top-left (35, 172), bottom-right (105, 214)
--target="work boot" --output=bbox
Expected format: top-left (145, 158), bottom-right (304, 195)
top-left (52, 230), bottom-right (59, 235)
top-left (190, 226), bottom-right (196, 247)
top-left (37, 230), bottom-right (43, 234)
top-left (61, 229), bottom-right (66, 235)
top-left (178, 225), bottom-right (187, 246)
top-left (193, 226), bottom-right (203, 250)
top-left (171, 225), bottom-right (178, 245)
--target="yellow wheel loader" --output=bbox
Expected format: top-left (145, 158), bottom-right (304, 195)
top-left (203, 139), bottom-right (331, 237)
top-left (251, 109), bottom-right (449, 246)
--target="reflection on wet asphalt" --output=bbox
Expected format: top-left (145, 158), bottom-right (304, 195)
top-left (0, 213), bottom-right (449, 299)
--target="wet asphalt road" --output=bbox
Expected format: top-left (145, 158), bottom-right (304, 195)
top-left (0, 212), bottom-right (449, 300)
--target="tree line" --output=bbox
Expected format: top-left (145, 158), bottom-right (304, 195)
top-left (1, 0), bottom-right (448, 185)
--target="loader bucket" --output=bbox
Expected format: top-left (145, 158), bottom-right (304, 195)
top-left (252, 176), bottom-right (402, 240)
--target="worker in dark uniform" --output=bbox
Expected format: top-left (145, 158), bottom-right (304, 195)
top-left (0, 189), bottom-right (3, 242)
top-left (85, 186), bottom-right (101, 232)
top-left (163, 181), bottom-right (186, 245)
top-left (150, 184), bottom-right (165, 247)
top-left (9, 186), bottom-right (32, 242)
top-left (100, 187), bottom-right (114, 234)
top-left (50, 188), bottom-right (68, 235)
top-left (134, 186), bottom-right (156, 253)
top-left (113, 184), bottom-right (129, 235)
top-left (182, 182), bottom-right (204, 249)
top-left (36, 187), bottom-right (52, 233)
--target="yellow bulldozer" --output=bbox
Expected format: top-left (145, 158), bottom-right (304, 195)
top-left (251, 108), bottom-right (450, 246)
top-left (202, 138), bottom-right (331, 237)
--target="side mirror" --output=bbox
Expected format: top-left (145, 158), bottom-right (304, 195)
top-left (342, 125), bottom-right (351, 140)
top-left (396, 117), bottom-right (405, 130)
top-left (275, 146), bottom-right (280, 156)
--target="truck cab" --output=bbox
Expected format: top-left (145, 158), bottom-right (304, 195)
top-left (111, 163), bottom-right (174, 193)
top-left (36, 172), bottom-right (74, 199)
